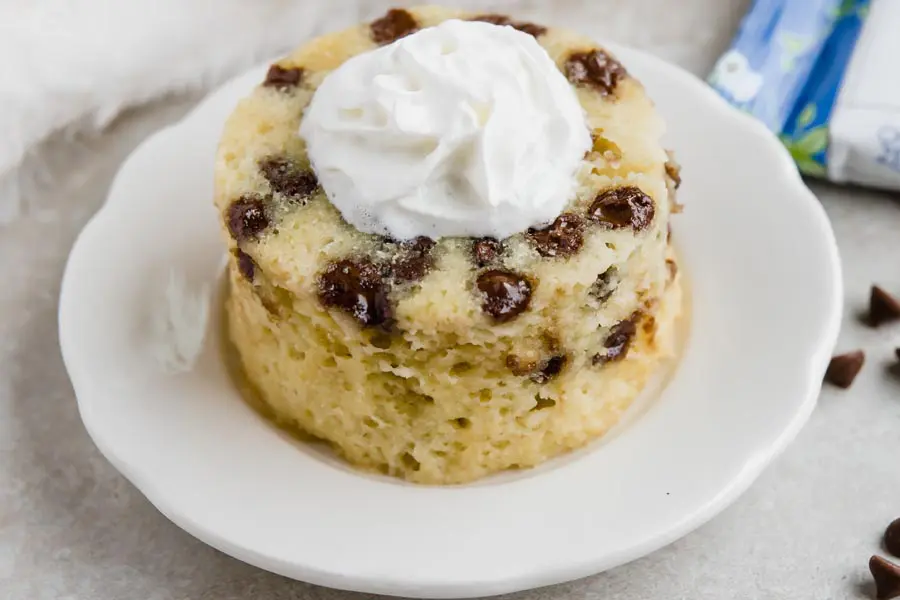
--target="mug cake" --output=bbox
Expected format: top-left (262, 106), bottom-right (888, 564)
top-left (214, 5), bottom-right (683, 484)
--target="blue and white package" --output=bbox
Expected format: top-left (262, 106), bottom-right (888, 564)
top-left (709, 0), bottom-right (900, 191)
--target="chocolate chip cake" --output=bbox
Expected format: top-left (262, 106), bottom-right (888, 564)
top-left (215, 5), bottom-right (683, 484)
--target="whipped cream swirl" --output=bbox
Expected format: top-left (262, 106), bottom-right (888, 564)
top-left (300, 19), bottom-right (591, 240)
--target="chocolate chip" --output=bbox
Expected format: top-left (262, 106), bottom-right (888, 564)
top-left (234, 249), bottom-right (256, 281)
top-left (263, 64), bottom-right (303, 89)
top-left (258, 157), bottom-right (318, 201)
top-left (870, 555), bottom-right (900, 599)
top-left (318, 259), bottom-right (392, 327)
top-left (370, 9), bottom-right (418, 45)
top-left (665, 160), bottom-right (682, 190)
top-left (472, 238), bottom-right (502, 267)
top-left (565, 49), bottom-right (627, 96)
top-left (593, 315), bottom-right (639, 365)
top-left (869, 285), bottom-right (900, 327)
top-left (885, 519), bottom-right (900, 558)
top-left (589, 186), bottom-right (655, 231)
top-left (391, 236), bottom-right (435, 282)
top-left (406, 236), bottom-right (435, 253)
top-left (470, 14), bottom-right (547, 37)
top-left (527, 213), bottom-right (584, 258)
top-left (531, 354), bottom-right (567, 384)
top-left (824, 350), bottom-right (865, 389)
top-left (477, 270), bottom-right (533, 323)
top-left (896, 348), bottom-right (900, 362)
top-left (590, 267), bottom-right (618, 303)
top-left (227, 196), bottom-right (269, 241)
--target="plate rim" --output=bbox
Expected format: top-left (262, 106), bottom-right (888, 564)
top-left (59, 42), bottom-right (843, 599)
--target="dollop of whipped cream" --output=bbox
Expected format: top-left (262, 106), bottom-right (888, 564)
top-left (299, 19), bottom-right (591, 240)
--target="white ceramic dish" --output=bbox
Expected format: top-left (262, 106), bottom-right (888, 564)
top-left (59, 43), bottom-right (842, 599)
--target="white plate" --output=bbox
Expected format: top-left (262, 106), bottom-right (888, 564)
top-left (59, 44), bottom-right (842, 599)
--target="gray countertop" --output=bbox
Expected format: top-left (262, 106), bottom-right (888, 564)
top-left (2, 1), bottom-right (900, 598)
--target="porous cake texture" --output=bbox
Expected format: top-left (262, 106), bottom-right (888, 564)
top-left (215, 5), bottom-right (683, 484)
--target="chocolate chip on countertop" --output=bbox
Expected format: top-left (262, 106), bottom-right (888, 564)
top-left (318, 259), bottom-right (392, 327)
top-left (263, 65), bottom-right (304, 89)
top-left (477, 270), bottom-right (533, 323)
top-left (824, 350), bottom-right (865, 389)
top-left (870, 555), bottom-right (900, 599)
top-left (227, 196), bottom-right (269, 241)
top-left (527, 213), bottom-right (585, 258)
top-left (869, 285), bottom-right (900, 327)
top-left (565, 49), bottom-right (627, 96)
top-left (470, 14), bottom-right (547, 37)
top-left (885, 519), bottom-right (900, 559)
top-left (472, 238), bottom-right (502, 267)
top-left (234, 249), bottom-right (256, 281)
top-left (370, 9), bottom-right (418, 45)
top-left (259, 157), bottom-right (318, 201)
top-left (589, 186), bottom-right (655, 231)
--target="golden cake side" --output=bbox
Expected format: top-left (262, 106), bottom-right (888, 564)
top-left (214, 5), bottom-right (684, 484)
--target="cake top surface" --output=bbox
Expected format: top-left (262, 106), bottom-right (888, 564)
top-left (214, 5), bottom-right (674, 329)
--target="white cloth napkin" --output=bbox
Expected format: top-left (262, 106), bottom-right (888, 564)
top-left (0, 0), bottom-right (362, 221)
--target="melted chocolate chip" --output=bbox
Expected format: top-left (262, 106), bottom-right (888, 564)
top-left (258, 157), bottom-right (318, 201)
top-left (391, 237), bottom-right (436, 282)
top-left (406, 236), bottom-right (435, 253)
top-left (318, 259), bottom-right (392, 327)
top-left (470, 14), bottom-right (547, 37)
top-left (824, 350), bottom-right (865, 389)
top-left (227, 197), bottom-right (269, 241)
top-left (885, 519), bottom-right (900, 558)
top-left (477, 270), bottom-right (533, 323)
top-left (869, 285), bottom-right (900, 327)
top-left (234, 249), bottom-right (256, 281)
top-left (531, 354), bottom-right (567, 384)
top-left (565, 49), bottom-right (627, 96)
top-left (870, 555), bottom-right (900, 600)
top-left (263, 64), bottom-right (303, 89)
top-left (370, 9), bottom-right (418, 45)
top-left (472, 238), bottom-right (502, 267)
top-left (589, 186), bottom-right (655, 231)
top-left (527, 213), bottom-right (585, 258)
top-left (593, 315), bottom-right (639, 365)
top-left (590, 267), bottom-right (618, 303)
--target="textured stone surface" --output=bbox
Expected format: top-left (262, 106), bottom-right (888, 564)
top-left (2, 1), bottom-right (900, 599)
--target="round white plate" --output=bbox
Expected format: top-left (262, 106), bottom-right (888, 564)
top-left (59, 44), bottom-right (841, 599)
